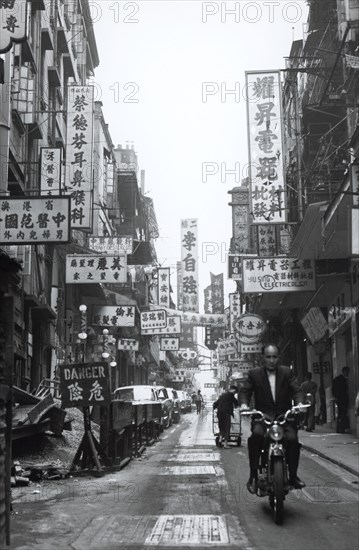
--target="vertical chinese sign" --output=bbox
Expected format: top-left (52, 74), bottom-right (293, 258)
top-left (203, 284), bottom-right (212, 313)
top-left (157, 267), bottom-right (171, 308)
top-left (66, 86), bottom-right (94, 229)
top-left (351, 163), bottom-right (359, 255)
top-left (181, 218), bottom-right (199, 312)
top-left (210, 272), bottom-right (224, 313)
top-left (40, 148), bottom-right (62, 196)
top-left (0, 0), bottom-right (28, 53)
top-left (176, 261), bottom-right (183, 310)
top-left (229, 293), bottom-right (241, 334)
top-left (246, 71), bottom-right (286, 224)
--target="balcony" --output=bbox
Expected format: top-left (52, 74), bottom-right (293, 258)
top-left (41, 28), bottom-right (54, 51)
top-left (57, 27), bottom-right (70, 54)
top-left (48, 66), bottom-right (61, 88)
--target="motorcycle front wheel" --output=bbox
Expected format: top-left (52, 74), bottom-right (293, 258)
top-left (270, 457), bottom-right (285, 525)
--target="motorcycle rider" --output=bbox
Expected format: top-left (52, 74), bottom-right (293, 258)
top-left (239, 343), bottom-right (306, 494)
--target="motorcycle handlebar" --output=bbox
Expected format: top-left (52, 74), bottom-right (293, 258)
top-left (240, 404), bottom-right (310, 425)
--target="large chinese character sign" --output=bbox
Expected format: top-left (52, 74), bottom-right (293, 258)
top-left (242, 257), bottom-right (316, 293)
top-left (157, 267), bottom-right (171, 307)
top-left (246, 71), bottom-right (286, 224)
top-left (40, 148), bottom-right (62, 196)
top-left (60, 362), bottom-right (111, 408)
top-left (66, 86), bottom-right (94, 229)
top-left (66, 254), bottom-right (127, 283)
top-left (0, 0), bottom-right (27, 53)
top-left (181, 218), bottom-right (199, 312)
top-left (0, 197), bottom-right (70, 244)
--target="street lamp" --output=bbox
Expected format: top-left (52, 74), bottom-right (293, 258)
top-left (102, 328), bottom-right (110, 359)
top-left (78, 304), bottom-right (87, 340)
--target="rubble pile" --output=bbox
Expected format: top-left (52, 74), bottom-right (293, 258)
top-left (12, 407), bottom-right (100, 475)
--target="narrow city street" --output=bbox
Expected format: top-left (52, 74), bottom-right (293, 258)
top-left (10, 410), bottom-right (359, 550)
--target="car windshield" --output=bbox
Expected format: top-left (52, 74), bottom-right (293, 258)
top-left (157, 388), bottom-right (167, 400)
top-left (115, 387), bottom-right (153, 401)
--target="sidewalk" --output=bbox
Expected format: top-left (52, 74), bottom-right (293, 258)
top-left (299, 424), bottom-right (359, 477)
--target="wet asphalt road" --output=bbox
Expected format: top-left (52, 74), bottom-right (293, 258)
top-left (10, 408), bottom-right (359, 549)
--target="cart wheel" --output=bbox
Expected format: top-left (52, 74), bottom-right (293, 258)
top-left (237, 436), bottom-right (242, 447)
top-left (215, 436), bottom-right (222, 447)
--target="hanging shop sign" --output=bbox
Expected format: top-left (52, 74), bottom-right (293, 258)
top-left (241, 257), bottom-right (316, 293)
top-left (65, 85), bottom-right (94, 229)
top-left (352, 209), bottom-right (359, 256)
top-left (176, 260), bottom-right (183, 310)
top-left (178, 349), bottom-right (197, 360)
top-left (0, 197), bottom-right (70, 244)
top-left (300, 308), bottom-right (328, 344)
top-left (229, 293), bottom-right (241, 334)
top-left (235, 313), bottom-right (267, 343)
top-left (217, 337), bottom-right (238, 357)
top-left (140, 310), bottom-right (167, 331)
top-left (327, 306), bottom-right (356, 336)
top-left (228, 255), bottom-right (242, 281)
top-left (245, 70), bottom-right (286, 224)
top-left (117, 338), bottom-right (139, 351)
top-left (59, 362), bottom-right (111, 408)
top-left (181, 313), bottom-right (227, 327)
top-left (157, 267), bottom-right (171, 308)
top-left (181, 218), bottom-right (199, 312)
top-left (141, 315), bottom-right (182, 335)
top-left (210, 272), bottom-right (224, 313)
top-left (204, 285), bottom-right (212, 313)
top-left (92, 305), bottom-right (135, 327)
top-left (312, 361), bottom-right (330, 374)
top-left (350, 163), bottom-right (359, 207)
top-left (160, 337), bottom-right (180, 351)
top-left (40, 148), bottom-right (62, 196)
top-left (66, 254), bottom-right (127, 284)
top-left (0, 0), bottom-right (28, 53)
top-left (238, 341), bottom-right (262, 354)
top-left (256, 225), bottom-right (277, 256)
top-left (88, 236), bottom-right (133, 255)
top-left (235, 361), bottom-right (253, 374)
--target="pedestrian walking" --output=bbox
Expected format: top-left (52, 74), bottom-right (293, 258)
top-left (195, 390), bottom-right (204, 414)
top-left (332, 366), bottom-right (350, 433)
top-left (213, 386), bottom-right (238, 448)
top-left (301, 372), bottom-right (317, 432)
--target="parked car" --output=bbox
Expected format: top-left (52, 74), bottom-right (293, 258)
top-left (167, 388), bottom-right (181, 423)
top-left (177, 390), bottom-right (192, 413)
top-left (155, 385), bottom-right (173, 429)
top-left (112, 385), bottom-right (162, 430)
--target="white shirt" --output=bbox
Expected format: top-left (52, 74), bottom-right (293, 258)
top-left (266, 370), bottom-right (276, 402)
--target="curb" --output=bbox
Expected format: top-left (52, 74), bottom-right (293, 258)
top-left (302, 444), bottom-right (359, 478)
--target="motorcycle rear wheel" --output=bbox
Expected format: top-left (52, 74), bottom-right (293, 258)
top-left (271, 457), bottom-right (285, 525)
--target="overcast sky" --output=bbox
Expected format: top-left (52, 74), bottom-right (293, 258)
top-left (92, 0), bottom-right (309, 308)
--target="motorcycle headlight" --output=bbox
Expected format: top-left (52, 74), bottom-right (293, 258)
top-left (269, 425), bottom-right (284, 441)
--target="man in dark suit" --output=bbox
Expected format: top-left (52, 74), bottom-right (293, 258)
top-left (332, 366), bottom-right (350, 433)
top-left (213, 386), bottom-right (238, 448)
top-left (239, 343), bottom-right (306, 494)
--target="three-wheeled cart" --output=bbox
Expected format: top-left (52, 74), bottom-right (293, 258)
top-left (213, 407), bottom-right (242, 447)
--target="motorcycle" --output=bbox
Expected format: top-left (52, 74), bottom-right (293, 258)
top-left (241, 404), bottom-right (310, 525)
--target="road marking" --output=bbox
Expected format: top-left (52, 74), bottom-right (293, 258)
top-left (170, 429), bottom-right (176, 433)
top-left (301, 486), bottom-right (359, 504)
top-left (168, 452), bottom-right (220, 462)
top-left (145, 515), bottom-right (228, 545)
top-left (161, 436), bottom-right (168, 440)
top-left (72, 515), bottom-right (252, 548)
top-left (160, 465), bottom-right (217, 475)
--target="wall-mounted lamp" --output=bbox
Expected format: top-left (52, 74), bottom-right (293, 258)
top-left (102, 328), bottom-right (110, 358)
top-left (78, 304), bottom-right (87, 340)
